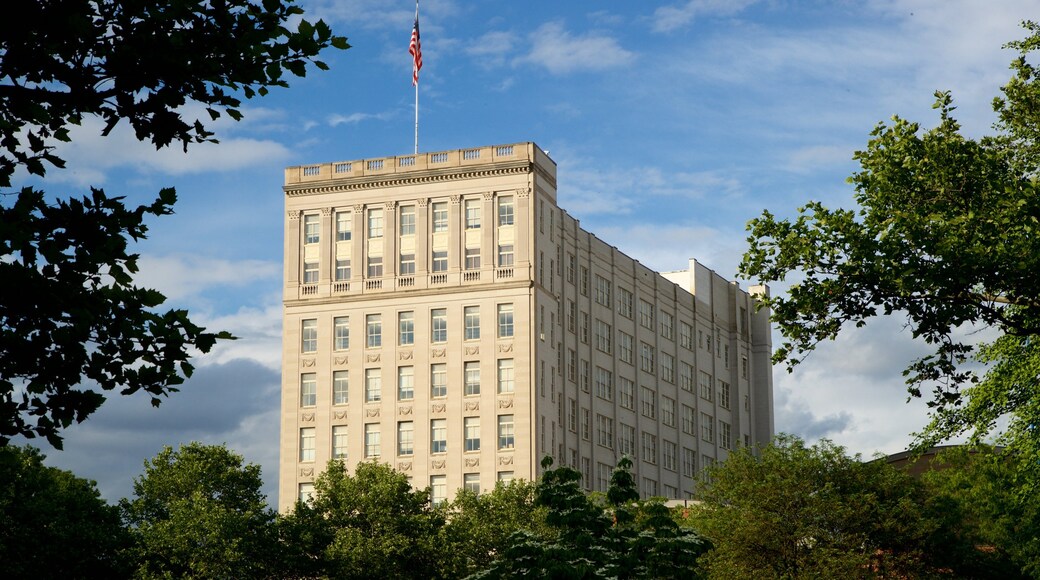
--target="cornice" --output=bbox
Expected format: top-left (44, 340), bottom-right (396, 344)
top-left (283, 279), bottom-right (535, 308)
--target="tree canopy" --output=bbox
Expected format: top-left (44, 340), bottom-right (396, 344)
top-left (0, 0), bottom-right (348, 447)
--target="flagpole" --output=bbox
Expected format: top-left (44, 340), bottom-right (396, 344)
top-left (413, 0), bottom-right (419, 155)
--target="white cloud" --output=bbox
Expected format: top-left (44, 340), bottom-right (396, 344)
top-left (651, 0), bottom-right (759, 33)
top-left (327, 111), bottom-right (393, 126)
top-left (518, 21), bottom-right (635, 75)
top-left (137, 254), bottom-right (281, 302)
top-left (466, 30), bottom-right (519, 69)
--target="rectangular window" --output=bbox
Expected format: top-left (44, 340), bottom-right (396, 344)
top-left (399, 205), bottom-right (416, 235)
top-left (701, 413), bottom-right (714, 443)
top-left (498, 471), bottom-right (514, 484)
top-left (365, 368), bottom-right (381, 403)
top-left (336, 210), bottom-right (351, 241)
top-left (464, 361), bottom-right (481, 396)
top-left (367, 256), bottom-right (383, 278)
top-left (580, 360), bottom-right (590, 393)
top-left (581, 409), bottom-right (591, 441)
top-left (639, 342), bottom-right (655, 374)
top-left (303, 214), bottom-right (319, 244)
top-left (333, 316), bottom-right (349, 351)
top-left (662, 397), bottom-right (676, 427)
top-left (303, 261), bottom-right (318, 284)
top-left (398, 311), bottom-right (414, 345)
top-left (398, 366), bottom-right (414, 401)
top-left (617, 287), bottom-right (633, 318)
top-left (596, 414), bottom-right (614, 449)
top-left (432, 202), bottom-right (448, 233)
top-left (365, 423), bottom-right (381, 458)
top-left (594, 275), bottom-right (611, 307)
top-left (660, 311), bottom-right (674, 340)
top-left (679, 321), bottom-right (693, 349)
top-left (580, 312), bottom-right (589, 344)
top-left (643, 477), bottom-right (659, 498)
top-left (335, 258), bottom-right (351, 281)
top-left (683, 448), bottom-right (697, 478)
top-left (619, 376), bottom-right (635, 410)
top-left (464, 417), bottom-right (481, 452)
top-left (498, 415), bottom-right (515, 449)
top-left (431, 309), bottom-right (447, 343)
top-left (497, 304), bottom-right (514, 338)
top-left (663, 440), bottom-right (677, 472)
top-left (567, 398), bottom-right (577, 432)
top-left (498, 244), bottom-right (514, 267)
top-left (430, 475), bottom-right (447, 505)
top-left (598, 463), bottom-right (613, 492)
top-left (465, 199), bottom-right (481, 229)
top-left (595, 319), bottom-right (612, 354)
top-left (720, 421), bottom-right (732, 450)
top-left (680, 362), bottom-right (693, 392)
top-left (595, 367), bottom-right (613, 401)
top-left (660, 352), bottom-right (675, 383)
top-left (465, 247), bottom-right (481, 270)
top-left (367, 208), bottom-right (383, 238)
top-left (641, 387), bottom-right (656, 419)
top-left (720, 381), bottom-right (731, 409)
top-left (332, 426), bottom-right (348, 460)
top-left (366, 314), bottom-right (381, 348)
top-left (299, 427), bottom-right (315, 462)
top-left (301, 319), bottom-right (317, 353)
top-left (742, 356), bottom-right (749, 379)
top-left (300, 373), bottom-right (316, 407)
top-left (399, 253), bottom-right (415, 275)
top-left (431, 364), bottom-right (447, 398)
top-left (642, 432), bottom-right (658, 464)
top-left (699, 371), bottom-right (713, 401)
top-left (299, 482), bottom-right (315, 504)
top-left (431, 250), bottom-right (448, 272)
top-left (619, 423), bottom-right (636, 458)
top-left (618, 332), bottom-right (634, 364)
top-left (333, 370), bottom-right (349, 405)
top-left (464, 306), bottom-right (480, 340)
top-left (639, 300), bottom-right (654, 330)
top-left (498, 359), bottom-right (514, 393)
top-left (398, 421), bottom-right (414, 456)
top-left (682, 405), bottom-right (695, 435)
top-left (431, 418), bottom-right (447, 453)
top-left (498, 196), bottom-right (514, 226)
top-left (464, 473), bottom-right (481, 494)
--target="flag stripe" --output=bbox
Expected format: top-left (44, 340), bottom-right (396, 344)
top-left (409, 16), bottom-right (422, 86)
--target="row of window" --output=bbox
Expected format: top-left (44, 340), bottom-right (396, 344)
top-left (298, 415), bottom-right (516, 463)
top-left (300, 305), bottom-right (514, 352)
top-left (300, 471), bottom-right (515, 505)
top-left (302, 244), bottom-right (517, 284)
top-left (299, 360), bottom-right (515, 405)
top-left (565, 396), bottom-right (734, 451)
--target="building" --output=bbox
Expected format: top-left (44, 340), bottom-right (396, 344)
top-left (278, 142), bottom-right (773, 512)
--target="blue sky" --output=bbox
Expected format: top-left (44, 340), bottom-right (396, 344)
top-left (16, 0), bottom-right (1036, 503)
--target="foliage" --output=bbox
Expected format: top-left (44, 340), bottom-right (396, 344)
top-left (0, 0), bottom-right (348, 447)
top-left (693, 435), bottom-right (945, 579)
top-left (281, 460), bottom-right (446, 579)
top-left (120, 443), bottom-right (277, 579)
top-left (0, 445), bottom-right (129, 578)
top-left (738, 20), bottom-right (1040, 515)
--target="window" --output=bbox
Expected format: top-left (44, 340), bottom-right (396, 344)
top-left (464, 473), bottom-right (481, 494)
top-left (580, 360), bottom-right (590, 393)
top-left (701, 413), bottom-right (714, 443)
top-left (464, 247), bottom-right (480, 270)
top-left (336, 210), bottom-right (351, 241)
top-left (299, 482), bottom-right (315, 504)
top-left (303, 214), bottom-right (319, 244)
top-left (699, 371), bottom-right (713, 401)
top-left (594, 275), bottom-right (611, 307)
top-left (301, 319), bottom-right (317, 353)
top-left (617, 287), bottom-right (633, 318)
top-left (660, 352), bottom-right (675, 383)
top-left (430, 475), bottom-right (447, 505)
top-left (642, 432), bottom-right (657, 464)
top-left (679, 321), bottom-right (693, 349)
top-left (366, 314), bottom-right (381, 348)
top-left (432, 202), bottom-right (448, 232)
top-left (367, 256), bottom-right (383, 277)
top-left (663, 440), bottom-right (677, 472)
top-left (598, 463), bottom-right (613, 492)
top-left (619, 423), bottom-right (636, 458)
top-left (431, 250), bottom-right (448, 272)
top-left (742, 356), bottom-right (749, 379)
top-left (298, 373), bottom-right (317, 407)
top-left (498, 195), bottom-right (514, 226)
top-left (580, 312), bottom-right (589, 344)
top-left (660, 311), bottom-right (674, 339)
top-left (367, 208), bottom-right (383, 238)
top-left (299, 428), bottom-right (315, 462)
top-left (498, 244), bottom-right (514, 267)
top-left (497, 304), bottom-right (514, 338)
top-left (662, 397), bottom-right (676, 426)
top-left (464, 306), bottom-right (480, 340)
top-left (567, 349), bottom-right (577, 381)
top-left (464, 417), bottom-right (480, 451)
top-left (619, 377), bottom-right (635, 410)
top-left (431, 309), bottom-right (447, 342)
top-left (497, 359), bottom-right (514, 393)
top-left (399, 205), bottom-right (415, 235)
top-left (335, 258), bottom-right (351, 281)
top-left (680, 362), bottom-right (693, 392)
top-left (683, 448), bottom-right (697, 478)
top-left (303, 261), bottom-right (318, 284)
top-left (399, 312), bottom-right (414, 345)
top-left (431, 419), bottom-right (447, 453)
top-left (365, 424), bottom-right (381, 458)
top-left (498, 471), bottom-right (514, 484)
top-left (596, 414), bottom-right (614, 449)
top-left (399, 253), bottom-right (415, 275)
top-left (398, 366), bottom-right (414, 401)
top-left (682, 405), bottom-right (695, 435)
top-left (639, 342), bottom-right (655, 374)
top-left (618, 332), bottom-right (634, 364)
top-left (641, 387), bottom-right (656, 419)
top-left (498, 415), bottom-right (515, 449)
top-left (333, 316), bottom-right (349, 351)
top-left (720, 381), bottom-right (731, 409)
top-left (365, 369), bottom-right (381, 403)
top-left (465, 199), bottom-right (481, 229)
top-left (595, 367), bottom-right (613, 401)
top-left (332, 426), bottom-right (348, 460)
top-left (581, 409), bottom-right (590, 440)
top-left (639, 300), bottom-right (654, 330)
top-left (595, 319), bottom-right (612, 354)
top-left (431, 364), bottom-right (447, 398)
top-left (642, 477), bottom-right (659, 498)
top-left (398, 421), bottom-right (414, 456)
top-left (333, 370), bottom-right (349, 405)
top-left (720, 421), bottom-right (732, 450)
top-left (567, 398), bottom-right (577, 432)
top-left (464, 361), bottom-right (481, 396)
top-left (579, 266), bottom-right (589, 296)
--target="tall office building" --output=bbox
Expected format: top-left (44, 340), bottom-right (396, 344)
top-left (279, 142), bottom-right (773, 512)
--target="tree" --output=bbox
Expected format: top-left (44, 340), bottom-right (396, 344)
top-left (0, 0), bottom-right (348, 447)
top-left (0, 445), bottom-right (129, 578)
top-left (739, 22), bottom-right (1040, 502)
top-left (280, 460), bottom-right (447, 579)
top-left (693, 435), bottom-right (946, 578)
top-left (120, 443), bottom-right (278, 579)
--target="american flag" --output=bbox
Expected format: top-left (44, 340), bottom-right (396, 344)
top-left (409, 11), bottom-right (422, 86)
